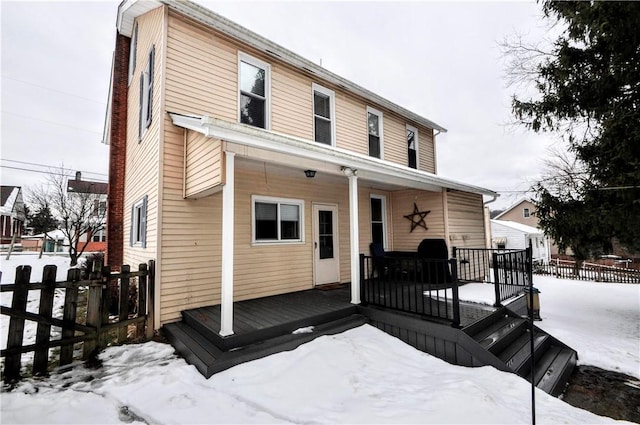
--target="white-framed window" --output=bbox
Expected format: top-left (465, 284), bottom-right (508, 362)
top-left (523, 208), bottom-right (531, 218)
top-left (130, 195), bottom-right (147, 248)
top-left (128, 22), bottom-right (138, 85)
top-left (312, 83), bottom-right (336, 146)
top-left (93, 200), bottom-right (107, 217)
top-left (406, 124), bottom-right (419, 169)
top-left (367, 106), bottom-right (384, 159)
top-left (238, 52), bottom-right (271, 129)
top-left (92, 229), bottom-right (107, 243)
top-left (252, 195), bottom-right (304, 244)
top-left (139, 46), bottom-right (154, 140)
top-left (370, 194), bottom-right (387, 249)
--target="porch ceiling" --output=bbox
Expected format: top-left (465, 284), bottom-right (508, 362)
top-left (169, 112), bottom-right (498, 197)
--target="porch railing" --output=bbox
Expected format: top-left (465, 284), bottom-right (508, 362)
top-left (359, 254), bottom-right (460, 327)
top-left (492, 248), bottom-right (532, 306)
top-left (452, 247), bottom-right (522, 283)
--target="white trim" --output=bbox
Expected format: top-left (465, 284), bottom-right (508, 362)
top-left (311, 83), bottom-right (336, 147)
top-left (406, 124), bottom-right (419, 170)
top-left (370, 194), bottom-right (388, 250)
top-left (128, 22), bottom-right (138, 85)
top-left (220, 152), bottom-right (235, 336)
top-left (168, 113), bottom-right (498, 197)
top-left (346, 171), bottom-right (360, 304)
top-left (366, 106), bottom-right (384, 159)
top-left (251, 195), bottom-right (305, 245)
top-left (312, 203), bottom-right (340, 285)
top-left (238, 51), bottom-right (271, 131)
top-left (132, 198), bottom-right (145, 246)
top-left (523, 207), bottom-right (531, 218)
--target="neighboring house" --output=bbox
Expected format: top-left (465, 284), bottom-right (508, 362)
top-left (103, 0), bottom-right (498, 331)
top-left (490, 220), bottom-right (550, 264)
top-left (0, 186), bottom-right (26, 249)
top-left (494, 198), bottom-right (565, 256)
top-left (67, 172), bottom-right (108, 253)
top-left (21, 229), bottom-right (67, 253)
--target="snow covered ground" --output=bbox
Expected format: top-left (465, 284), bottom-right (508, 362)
top-left (1, 255), bottom-right (638, 424)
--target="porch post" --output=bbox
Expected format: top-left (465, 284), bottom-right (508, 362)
top-left (345, 168), bottom-right (361, 304)
top-left (220, 151), bottom-right (235, 336)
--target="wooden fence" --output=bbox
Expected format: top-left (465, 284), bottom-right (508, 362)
top-left (535, 258), bottom-right (640, 283)
top-left (1, 260), bottom-right (155, 380)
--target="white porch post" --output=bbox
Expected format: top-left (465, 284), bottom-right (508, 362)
top-left (220, 152), bottom-right (235, 336)
top-left (345, 168), bottom-right (361, 304)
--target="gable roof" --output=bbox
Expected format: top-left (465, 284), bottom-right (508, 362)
top-left (1, 186), bottom-right (18, 207)
top-left (491, 220), bottom-right (542, 235)
top-left (493, 198), bottom-right (535, 220)
top-left (116, 0), bottom-right (447, 134)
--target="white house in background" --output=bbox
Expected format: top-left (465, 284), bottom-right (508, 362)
top-left (490, 220), bottom-right (550, 264)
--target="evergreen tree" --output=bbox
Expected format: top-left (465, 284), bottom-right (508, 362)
top-left (27, 204), bottom-right (58, 235)
top-left (510, 1), bottom-right (640, 258)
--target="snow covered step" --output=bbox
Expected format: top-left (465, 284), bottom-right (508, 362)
top-left (470, 316), bottom-right (527, 354)
top-left (534, 345), bottom-right (578, 397)
top-left (499, 331), bottom-right (550, 374)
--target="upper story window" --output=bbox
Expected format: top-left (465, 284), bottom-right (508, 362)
top-left (407, 124), bottom-right (418, 169)
top-left (239, 53), bottom-right (270, 129)
top-left (312, 83), bottom-right (335, 146)
top-left (523, 208), bottom-right (531, 218)
top-left (367, 107), bottom-right (384, 159)
top-left (139, 46), bottom-right (154, 140)
top-left (128, 22), bottom-right (138, 85)
top-left (252, 195), bottom-right (304, 244)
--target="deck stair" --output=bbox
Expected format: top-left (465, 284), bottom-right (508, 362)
top-left (463, 307), bottom-right (577, 396)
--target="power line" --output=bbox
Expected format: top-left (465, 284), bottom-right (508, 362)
top-left (0, 165), bottom-right (108, 182)
top-left (2, 110), bottom-right (102, 135)
top-left (1, 159), bottom-right (108, 178)
top-left (2, 75), bottom-right (106, 105)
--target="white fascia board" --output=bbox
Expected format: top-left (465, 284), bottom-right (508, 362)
top-left (168, 113), bottom-right (496, 197)
top-left (117, 0), bottom-right (162, 37)
top-left (150, 0), bottom-right (447, 133)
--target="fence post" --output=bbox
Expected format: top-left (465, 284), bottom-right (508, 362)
top-left (146, 260), bottom-right (156, 339)
top-left (119, 265), bottom-right (131, 342)
top-left (359, 254), bottom-right (367, 306)
top-left (4, 266), bottom-right (32, 381)
top-left (83, 261), bottom-right (104, 359)
top-left (59, 268), bottom-right (81, 366)
top-left (137, 263), bottom-right (148, 339)
top-left (100, 265), bottom-right (112, 347)
top-left (492, 252), bottom-right (502, 307)
top-left (33, 265), bottom-right (57, 375)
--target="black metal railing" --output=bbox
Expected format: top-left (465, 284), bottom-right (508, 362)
top-left (492, 248), bottom-right (532, 306)
top-left (452, 247), bottom-right (522, 283)
top-left (360, 254), bottom-right (460, 326)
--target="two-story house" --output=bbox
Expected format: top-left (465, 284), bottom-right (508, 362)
top-left (0, 186), bottom-right (26, 249)
top-left (104, 0), bottom-right (498, 333)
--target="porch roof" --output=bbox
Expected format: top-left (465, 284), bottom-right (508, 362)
top-left (169, 113), bottom-right (498, 197)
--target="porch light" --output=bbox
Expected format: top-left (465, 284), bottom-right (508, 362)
top-left (304, 170), bottom-right (316, 178)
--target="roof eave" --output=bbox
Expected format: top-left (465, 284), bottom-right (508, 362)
top-left (169, 113), bottom-right (494, 197)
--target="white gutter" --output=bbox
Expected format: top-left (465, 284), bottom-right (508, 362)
top-left (169, 113), bottom-right (497, 197)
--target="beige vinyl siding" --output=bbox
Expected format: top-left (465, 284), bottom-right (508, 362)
top-left (383, 114), bottom-right (406, 165)
top-left (497, 200), bottom-right (537, 226)
top-left (417, 124), bottom-right (435, 173)
top-left (123, 7), bottom-right (164, 268)
top-left (335, 93), bottom-right (368, 154)
top-left (271, 62), bottom-right (313, 139)
top-left (159, 117), bottom-right (222, 324)
top-left (390, 190), bottom-right (446, 251)
top-left (184, 130), bottom-right (223, 198)
top-left (165, 11), bottom-right (236, 120)
top-left (447, 190), bottom-right (486, 250)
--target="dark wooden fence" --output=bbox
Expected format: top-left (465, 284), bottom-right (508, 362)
top-left (1, 260), bottom-right (155, 380)
top-left (535, 258), bottom-right (640, 283)
top-left (360, 254), bottom-right (460, 327)
top-left (492, 248), bottom-right (531, 306)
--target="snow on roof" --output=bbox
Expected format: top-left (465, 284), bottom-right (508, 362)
top-left (0, 186), bottom-right (21, 215)
top-left (491, 219), bottom-right (542, 235)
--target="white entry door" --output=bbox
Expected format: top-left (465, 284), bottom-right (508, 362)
top-left (313, 204), bottom-right (340, 285)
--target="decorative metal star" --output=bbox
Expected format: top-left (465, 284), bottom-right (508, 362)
top-left (404, 202), bottom-right (430, 232)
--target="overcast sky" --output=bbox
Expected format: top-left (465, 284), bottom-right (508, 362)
top-left (1, 0), bottom-right (559, 210)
